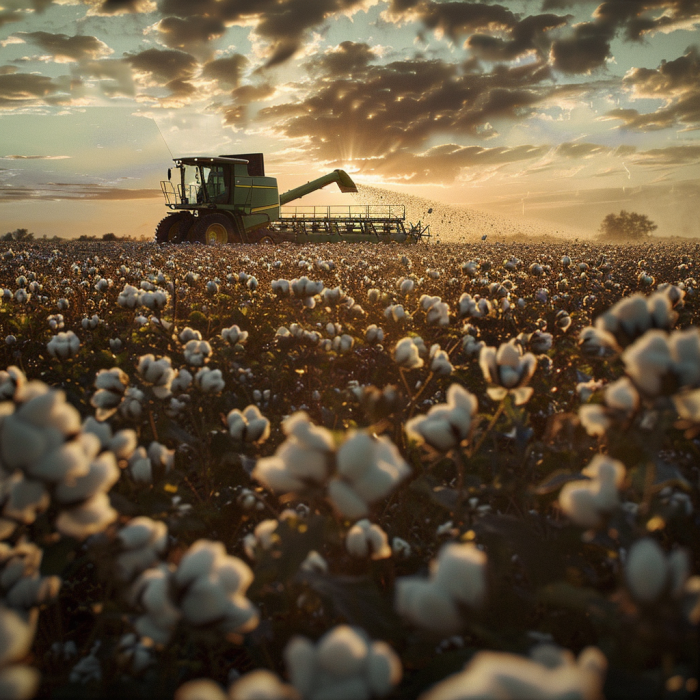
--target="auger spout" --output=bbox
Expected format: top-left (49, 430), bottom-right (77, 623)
top-left (279, 169), bottom-right (357, 205)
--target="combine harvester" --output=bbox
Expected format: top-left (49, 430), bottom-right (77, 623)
top-left (157, 153), bottom-right (430, 245)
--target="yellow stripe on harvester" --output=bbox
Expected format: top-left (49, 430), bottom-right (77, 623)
top-left (251, 204), bottom-right (279, 213)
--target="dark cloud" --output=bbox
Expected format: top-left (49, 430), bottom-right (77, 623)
top-left (0, 12), bottom-right (22, 29)
top-left (256, 56), bottom-right (557, 167)
top-left (156, 0), bottom-right (374, 68)
top-left (466, 13), bottom-right (568, 62)
top-left (201, 54), bottom-right (248, 87)
top-left (0, 71), bottom-right (61, 108)
top-left (154, 15), bottom-right (227, 54)
top-left (549, 22), bottom-right (613, 74)
top-left (604, 49), bottom-right (700, 130)
top-left (88, 0), bottom-right (155, 14)
top-left (0, 183), bottom-right (160, 201)
top-left (124, 47), bottom-right (197, 83)
top-left (15, 31), bottom-right (112, 62)
top-left (305, 41), bottom-right (379, 77)
top-left (0, 67), bottom-right (17, 76)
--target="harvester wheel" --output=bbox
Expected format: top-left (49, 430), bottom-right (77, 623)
top-left (258, 235), bottom-right (275, 244)
top-left (192, 213), bottom-right (235, 245)
top-left (155, 212), bottom-right (192, 243)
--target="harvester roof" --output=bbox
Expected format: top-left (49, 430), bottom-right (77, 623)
top-left (174, 156), bottom-right (249, 166)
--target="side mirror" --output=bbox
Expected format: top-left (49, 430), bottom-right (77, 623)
top-left (168, 168), bottom-right (172, 180)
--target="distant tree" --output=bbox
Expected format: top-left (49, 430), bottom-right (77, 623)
top-left (599, 210), bottom-right (657, 240)
top-left (2, 228), bottom-right (34, 241)
top-left (102, 232), bottom-right (118, 241)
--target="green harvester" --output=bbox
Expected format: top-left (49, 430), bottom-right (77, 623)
top-left (157, 153), bottom-right (430, 244)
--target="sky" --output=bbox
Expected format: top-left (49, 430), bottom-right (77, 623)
top-left (0, 0), bottom-right (699, 239)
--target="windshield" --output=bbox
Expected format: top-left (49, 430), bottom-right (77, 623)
top-left (179, 164), bottom-right (227, 204)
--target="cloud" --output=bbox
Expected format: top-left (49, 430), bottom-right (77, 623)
top-left (71, 58), bottom-right (135, 97)
top-left (0, 71), bottom-right (64, 108)
top-left (1, 155), bottom-right (71, 159)
top-left (0, 183), bottom-right (160, 201)
top-left (0, 12), bottom-right (22, 29)
top-left (201, 54), bottom-right (249, 87)
top-left (603, 49), bottom-right (700, 130)
top-left (630, 144), bottom-right (700, 166)
top-left (304, 41), bottom-right (379, 77)
top-left (82, 0), bottom-right (156, 14)
top-left (155, 0), bottom-right (377, 68)
top-left (13, 31), bottom-right (114, 63)
top-left (253, 55), bottom-right (562, 177)
top-left (124, 47), bottom-right (197, 82)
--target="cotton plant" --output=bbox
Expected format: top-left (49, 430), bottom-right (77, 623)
top-left (115, 517), bottom-right (169, 582)
top-left (194, 367), bottom-right (225, 393)
top-left (624, 538), bottom-right (700, 612)
top-left (91, 367), bottom-right (130, 421)
top-left (137, 354), bottom-right (175, 399)
top-left (0, 604), bottom-right (40, 700)
top-left (47, 330), bottom-right (80, 360)
top-left (129, 539), bottom-right (258, 645)
top-left (557, 455), bottom-right (626, 529)
top-left (283, 625), bottom-right (402, 700)
top-left (621, 327), bottom-right (700, 397)
top-left (252, 413), bottom-right (411, 519)
top-left (0, 541), bottom-right (61, 611)
top-left (405, 384), bottom-right (478, 452)
top-left (479, 339), bottom-right (538, 405)
top-left (419, 644), bottom-right (607, 700)
top-left (183, 339), bottom-right (212, 366)
top-left (429, 344), bottom-right (454, 376)
top-left (221, 325), bottom-right (249, 347)
top-left (395, 543), bottom-right (488, 636)
top-left (394, 336), bottom-right (427, 369)
top-left (578, 377), bottom-right (640, 437)
top-left (345, 519), bottom-right (392, 560)
top-left (594, 289), bottom-right (683, 349)
top-left (0, 379), bottom-right (120, 540)
top-left (227, 405), bottom-right (270, 444)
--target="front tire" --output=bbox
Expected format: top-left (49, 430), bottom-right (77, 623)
top-left (191, 213), bottom-right (236, 245)
top-left (155, 213), bottom-right (192, 243)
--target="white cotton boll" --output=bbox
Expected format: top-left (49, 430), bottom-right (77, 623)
top-left (129, 448), bottom-right (152, 483)
top-left (179, 327), bottom-right (202, 343)
top-left (195, 367), bottom-right (225, 393)
top-left (367, 641), bottom-right (402, 696)
top-left (317, 626), bottom-right (369, 679)
top-left (227, 669), bottom-right (299, 700)
top-left (395, 577), bottom-right (462, 636)
top-left (222, 325), bottom-right (249, 346)
top-left (183, 339), bottom-right (212, 366)
top-left (0, 663), bottom-right (41, 699)
top-left (171, 369), bottom-right (193, 394)
top-left (252, 458), bottom-right (307, 494)
top-left (47, 331), bottom-right (80, 360)
top-left (346, 520), bottom-right (391, 560)
top-left (392, 537), bottom-right (411, 559)
top-left (300, 550), bottom-right (328, 574)
top-left (432, 543), bottom-right (487, 609)
top-left (604, 377), bottom-right (639, 414)
top-left (284, 412), bottom-right (334, 452)
top-left (179, 576), bottom-right (230, 626)
top-left (174, 540), bottom-right (224, 588)
top-left (365, 325), bottom-right (384, 344)
top-left (118, 284), bottom-right (139, 308)
top-left (174, 679), bottom-right (227, 700)
top-left (336, 432), bottom-right (374, 481)
top-left (626, 538), bottom-right (668, 603)
top-left (54, 452), bottom-right (119, 504)
top-left (137, 355), bottom-right (174, 399)
top-left (394, 337), bottom-right (424, 369)
top-left (54, 492), bottom-right (117, 540)
top-left (327, 480), bottom-right (370, 519)
top-left (284, 636), bottom-right (317, 696)
top-left (147, 442), bottom-right (174, 473)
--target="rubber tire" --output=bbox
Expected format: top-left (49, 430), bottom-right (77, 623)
top-left (191, 213), bottom-right (235, 245)
top-left (258, 235), bottom-right (275, 244)
top-left (155, 213), bottom-right (192, 243)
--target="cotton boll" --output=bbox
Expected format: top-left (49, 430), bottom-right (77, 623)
top-left (317, 626), bottom-right (368, 678)
top-left (625, 538), bottom-right (669, 603)
top-left (54, 492), bottom-right (117, 540)
top-left (228, 670), bottom-right (300, 700)
top-left (394, 337), bottom-right (424, 369)
top-left (346, 520), bottom-right (391, 560)
top-left (327, 480), bottom-right (369, 519)
top-left (284, 636), bottom-right (317, 696)
top-left (432, 543), bottom-right (487, 609)
top-left (194, 367), bottom-right (225, 393)
top-left (395, 577), bottom-right (463, 636)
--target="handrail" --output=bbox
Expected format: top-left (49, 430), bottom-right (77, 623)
top-left (279, 205), bottom-right (406, 220)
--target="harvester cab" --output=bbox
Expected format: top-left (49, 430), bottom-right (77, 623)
top-left (157, 153), bottom-right (430, 245)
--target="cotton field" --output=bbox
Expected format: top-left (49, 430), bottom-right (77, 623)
top-left (0, 238), bottom-right (698, 700)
